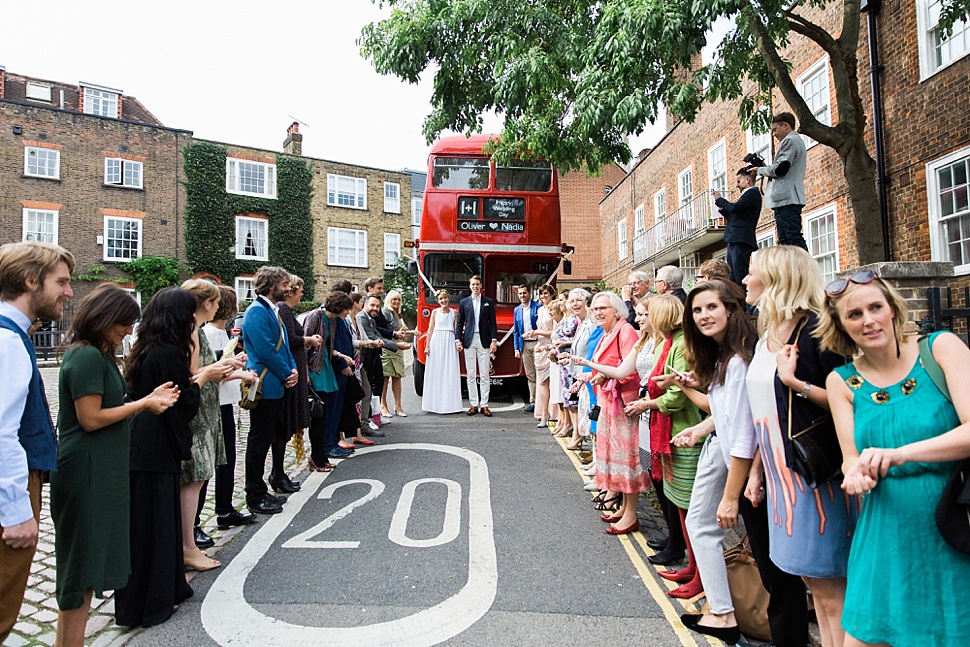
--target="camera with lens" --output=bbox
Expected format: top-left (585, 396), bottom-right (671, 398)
top-left (742, 152), bottom-right (765, 174)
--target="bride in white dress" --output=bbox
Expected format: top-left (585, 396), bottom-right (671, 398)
top-left (422, 289), bottom-right (463, 414)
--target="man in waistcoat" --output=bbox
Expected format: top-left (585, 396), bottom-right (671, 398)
top-left (0, 242), bottom-right (74, 642)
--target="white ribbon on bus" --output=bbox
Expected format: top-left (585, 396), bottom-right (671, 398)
top-left (413, 252), bottom-right (567, 348)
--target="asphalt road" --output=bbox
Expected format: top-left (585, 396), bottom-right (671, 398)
top-left (124, 381), bottom-right (693, 647)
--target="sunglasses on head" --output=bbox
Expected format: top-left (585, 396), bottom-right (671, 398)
top-left (824, 269), bottom-right (878, 296)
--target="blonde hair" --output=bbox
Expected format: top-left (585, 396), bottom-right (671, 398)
top-left (180, 278), bottom-right (220, 309)
top-left (633, 295), bottom-right (660, 352)
top-left (0, 241), bottom-right (76, 299)
top-left (751, 246), bottom-right (825, 345)
top-left (647, 294), bottom-right (683, 336)
top-left (288, 273), bottom-right (304, 295)
top-left (384, 289), bottom-right (403, 312)
top-left (815, 277), bottom-right (910, 357)
top-left (435, 289), bottom-right (450, 301)
top-left (547, 301), bottom-right (563, 321)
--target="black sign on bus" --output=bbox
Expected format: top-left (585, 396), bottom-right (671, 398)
top-left (483, 198), bottom-right (525, 220)
top-left (458, 196), bottom-right (480, 220)
top-left (456, 220), bottom-right (526, 233)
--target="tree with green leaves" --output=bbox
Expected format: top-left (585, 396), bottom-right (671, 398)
top-left (361, 0), bottom-right (969, 265)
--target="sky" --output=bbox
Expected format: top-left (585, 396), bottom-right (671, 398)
top-left (3, 1), bottom-right (671, 173)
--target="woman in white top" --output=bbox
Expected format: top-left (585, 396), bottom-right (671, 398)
top-left (422, 289), bottom-right (463, 414)
top-left (528, 284), bottom-right (557, 426)
top-left (657, 279), bottom-right (759, 645)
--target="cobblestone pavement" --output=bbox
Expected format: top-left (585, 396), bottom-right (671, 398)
top-left (2, 366), bottom-right (303, 647)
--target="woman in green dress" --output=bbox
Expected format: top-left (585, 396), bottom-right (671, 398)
top-left (52, 284), bottom-right (178, 647)
top-left (819, 271), bottom-right (970, 646)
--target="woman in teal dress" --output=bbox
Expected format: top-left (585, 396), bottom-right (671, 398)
top-left (818, 271), bottom-right (970, 647)
top-left (51, 284), bottom-right (178, 646)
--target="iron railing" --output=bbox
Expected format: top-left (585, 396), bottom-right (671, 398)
top-left (632, 192), bottom-right (726, 266)
top-left (920, 286), bottom-right (970, 344)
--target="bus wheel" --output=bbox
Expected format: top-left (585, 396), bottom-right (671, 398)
top-left (413, 360), bottom-right (425, 397)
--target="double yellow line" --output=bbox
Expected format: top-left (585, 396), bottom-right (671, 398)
top-left (557, 436), bottom-right (720, 647)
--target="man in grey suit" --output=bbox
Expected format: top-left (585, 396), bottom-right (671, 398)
top-left (357, 295), bottom-right (410, 435)
top-left (755, 112), bottom-right (808, 250)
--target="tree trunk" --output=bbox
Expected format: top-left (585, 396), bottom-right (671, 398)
top-left (840, 135), bottom-right (885, 265)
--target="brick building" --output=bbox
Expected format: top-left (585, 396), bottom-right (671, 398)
top-left (557, 164), bottom-right (627, 292)
top-left (600, 1), bottom-right (970, 291)
top-left (0, 66), bottom-right (190, 305)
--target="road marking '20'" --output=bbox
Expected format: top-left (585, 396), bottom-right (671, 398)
top-left (281, 477), bottom-right (462, 549)
top-left (200, 444), bottom-right (496, 647)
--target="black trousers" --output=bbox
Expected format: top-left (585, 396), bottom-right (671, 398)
top-left (362, 348), bottom-right (383, 395)
top-left (739, 496), bottom-right (809, 647)
top-left (196, 404), bottom-right (238, 524)
top-left (773, 204), bottom-right (809, 251)
top-left (245, 397), bottom-right (282, 503)
top-left (727, 243), bottom-right (757, 287)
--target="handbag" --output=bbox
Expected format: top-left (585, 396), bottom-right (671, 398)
top-left (921, 334), bottom-right (970, 554)
top-left (239, 301), bottom-right (284, 410)
top-left (701, 535), bottom-right (771, 642)
top-left (345, 374), bottom-right (366, 404)
top-left (787, 318), bottom-right (842, 488)
top-left (308, 389), bottom-right (326, 419)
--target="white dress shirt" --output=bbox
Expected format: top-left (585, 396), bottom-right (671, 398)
top-left (0, 301), bottom-right (38, 527)
top-left (708, 355), bottom-right (758, 468)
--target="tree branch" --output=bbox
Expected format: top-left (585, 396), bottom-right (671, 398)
top-left (784, 11), bottom-right (840, 59)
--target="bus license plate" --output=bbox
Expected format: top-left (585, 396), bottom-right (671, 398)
top-left (489, 378), bottom-right (504, 386)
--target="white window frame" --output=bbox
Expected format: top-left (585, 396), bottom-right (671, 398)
top-left (104, 157), bottom-right (143, 189)
top-left (927, 145), bottom-right (970, 274)
top-left (103, 216), bottom-right (142, 262)
top-left (797, 57), bottom-right (831, 150)
top-left (235, 216), bottom-right (269, 261)
top-left (707, 139), bottom-right (728, 196)
top-left (327, 227), bottom-right (368, 268)
top-left (26, 83), bottom-right (52, 102)
top-left (22, 208), bottom-right (59, 244)
top-left (24, 146), bottom-right (60, 179)
top-left (327, 174), bottom-right (367, 210)
top-left (226, 158), bottom-right (277, 199)
top-left (678, 166), bottom-right (694, 224)
top-left (803, 203), bottom-right (840, 283)
top-left (384, 232), bottom-right (402, 269)
top-left (120, 287), bottom-right (142, 305)
top-left (654, 188), bottom-right (667, 248)
top-left (917, 0), bottom-right (970, 80)
top-left (384, 182), bottom-right (401, 213)
top-left (634, 204), bottom-right (645, 237)
top-left (82, 86), bottom-right (118, 118)
top-left (234, 277), bottom-right (256, 304)
top-left (746, 126), bottom-right (773, 166)
top-left (617, 219), bottom-right (629, 261)
top-left (757, 230), bottom-right (776, 249)
top-left (411, 196), bottom-right (423, 227)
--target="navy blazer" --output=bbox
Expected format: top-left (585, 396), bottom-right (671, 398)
top-left (241, 296), bottom-right (297, 399)
top-left (716, 186), bottom-right (761, 249)
top-left (455, 295), bottom-right (498, 348)
top-left (513, 300), bottom-right (540, 351)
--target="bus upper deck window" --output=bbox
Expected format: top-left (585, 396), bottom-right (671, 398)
top-left (495, 160), bottom-right (552, 192)
top-left (432, 158), bottom-right (490, 190)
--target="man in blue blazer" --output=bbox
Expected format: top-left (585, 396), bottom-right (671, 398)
top-left (714, 167), bottom-right (763, 287)
top-left (512, 285), bottom-right (540, 412)
top-left (241, 266), bottom-right (297, 514)
top-left (455, 275), bottom-right (498, 416)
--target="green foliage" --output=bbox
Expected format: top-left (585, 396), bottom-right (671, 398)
top-left (183, 142), bottom-right (315, 298)
top-left (121, 255), bottom-right (182, 304)
top-left (383, 256), bottom-right (418, 325)
top-left (73, 265), bottom-right (122, 283)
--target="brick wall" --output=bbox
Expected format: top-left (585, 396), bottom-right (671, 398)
top-left (0, 100), bottom-right (189, 301)
top-left (557, 164), bottom-right (625, 290)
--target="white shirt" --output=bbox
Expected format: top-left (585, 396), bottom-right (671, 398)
top-left (203, 323), bottom-right (242, 406)
top-left (0, 301), bottom-right (38, 527)
top-left (708, 355), bottom-right (758, 468)
top-left (522, 304), bottom-right (534, 335)
top-left (472, 296), bottom-right (481, 334)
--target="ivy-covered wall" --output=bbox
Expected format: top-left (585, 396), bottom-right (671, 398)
top-left (183, 142), bottom-right (315, 298)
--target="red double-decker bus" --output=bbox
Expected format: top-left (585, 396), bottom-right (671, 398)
top-left (411, 134), bottom-right (565, 397)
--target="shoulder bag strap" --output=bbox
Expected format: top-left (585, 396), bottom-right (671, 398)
top-left (919, 333), bottom-right (951, 402)
top-left (787, 316), bottom-right (810, 442)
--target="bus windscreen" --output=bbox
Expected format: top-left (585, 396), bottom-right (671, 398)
top-left (432, 158), bottom-right (490, 190)
top-left (423, 253), bottom-right (484, 302)
top-left (495, 160), bottom-right (553, 192)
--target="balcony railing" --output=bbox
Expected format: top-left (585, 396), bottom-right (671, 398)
top-left (633, 192), bottom-right (727, 266)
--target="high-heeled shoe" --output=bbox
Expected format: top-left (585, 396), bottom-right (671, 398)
top-left (184, 547), bottom-right (221, 572)
top-left (658, 568), bottom-right (696, 583)
top-left (668, 583), bottom-right (704, 598)
top-left (565, 439), bottom-right (582, 450)
top-left (592, 494), bottom-right (621, 511)
top-left (591, 491), bottom-right (609, 504)
top-left (395, 409), bottom-right (407, 417)
top-left (269, 476), bottom-right (300, 493)
top-left (307, 457), bottom-right (335, 473)
top-left (606, 519), bottom-right (639, 535)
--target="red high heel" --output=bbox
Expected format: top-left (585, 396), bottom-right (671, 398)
top-left (658, 568), bottom-right (696, 583)
top-left (606, 520), bottom-right (640, 535)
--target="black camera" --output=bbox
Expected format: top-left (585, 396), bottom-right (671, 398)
top-left (742, 152), bottom-right (765, 168)
top-left (588, 405), bottom-right (601, 421)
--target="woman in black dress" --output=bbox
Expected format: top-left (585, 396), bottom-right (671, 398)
top-left (114, 288), bottom-right (227, 628)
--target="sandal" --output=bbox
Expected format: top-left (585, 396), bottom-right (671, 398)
top-left (184, 547), bottom-right (221, 572)
top-left (308, 457), bottom-right (335, 472)
top-left (593, 494), bottom-right (621, 511)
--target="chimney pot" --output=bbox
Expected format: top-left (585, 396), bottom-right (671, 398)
top-left (288, 121), bottom-right (300, 135)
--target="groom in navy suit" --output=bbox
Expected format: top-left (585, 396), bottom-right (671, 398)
top-left (455, 275), bottom-right (498, 416)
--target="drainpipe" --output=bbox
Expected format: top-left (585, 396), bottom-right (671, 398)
top-left (863, 0), bottom-right (891, 261)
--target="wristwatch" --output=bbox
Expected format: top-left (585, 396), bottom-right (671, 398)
top-left (796, 382), bottom-right (812, 399)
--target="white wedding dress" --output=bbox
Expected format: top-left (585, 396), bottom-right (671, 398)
top-left (422, 308), bottom-right (463, 414)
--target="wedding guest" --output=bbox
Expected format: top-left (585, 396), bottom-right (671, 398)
top-left (381, 289), bottom-right (412, 417)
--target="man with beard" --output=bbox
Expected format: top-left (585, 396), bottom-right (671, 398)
top-left (0, 242), bottom-right (74, 642)
top-left (242, 266), bottom-right (297, 514)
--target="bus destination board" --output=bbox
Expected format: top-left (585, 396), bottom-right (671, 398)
top-left (483, 198), bottom-right (525, 220)
top-left (458, 221), bottom-right (526, 233)
top-left (458, 196), bottom-right (480, 220)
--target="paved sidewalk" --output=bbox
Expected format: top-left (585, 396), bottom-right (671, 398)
top-left (2, 367), bottom-right (303, 647)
